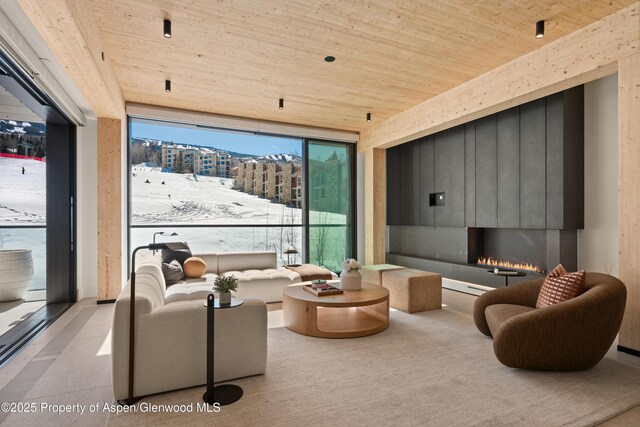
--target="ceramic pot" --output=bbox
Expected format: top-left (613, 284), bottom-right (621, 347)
top-left (339, 269), bottom-right (361, 291)
top-left (0, 249), bottom-right (33, 301)
top-left (219, 291), bottom-right (231, 305)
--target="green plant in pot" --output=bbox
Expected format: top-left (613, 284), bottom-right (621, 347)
top-left (213, 275), bottom-right (238, 305)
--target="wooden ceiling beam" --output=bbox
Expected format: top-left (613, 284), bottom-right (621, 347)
top-left (17, 0), bottom-right (125, 118)
top-left (359, 3), bottom-right (640, 151)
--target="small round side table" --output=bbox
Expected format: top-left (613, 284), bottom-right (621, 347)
top-left (203, 294), bottom-right (244, 406)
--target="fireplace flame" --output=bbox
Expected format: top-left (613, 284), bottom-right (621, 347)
top-left (477, 256), bottom-right (544, 274)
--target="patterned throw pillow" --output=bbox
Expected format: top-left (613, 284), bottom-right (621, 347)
top-left (161, 260), bottom-right (185, 287)
top-left (536, 264), bottom-right (585, 308)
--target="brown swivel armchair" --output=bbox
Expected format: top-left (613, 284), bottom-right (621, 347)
top-left (473, 273), bottom-right (626, 371)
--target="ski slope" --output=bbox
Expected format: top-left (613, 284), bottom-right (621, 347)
top-left (0, 157), bottom-right (46, 225)
top-left (131, 165), bottom-right (302, 225)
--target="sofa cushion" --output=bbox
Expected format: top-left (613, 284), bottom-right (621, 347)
top-left (161, 260), bottom-right (185, 286)
top-left (536, 264), bottom-right (585, 308)
top-left (165, 274), bottom-right (217, 303)
top-left (226, 268), bottom-right (300, 283)
top-left (217, 252), bottom-right (276, 274)
top-left (184, 256), bottom-right (207, 278)
top-left (485, 304), bottom-right (536, 336)
top-left (224, 268), bottom-right (300, 303)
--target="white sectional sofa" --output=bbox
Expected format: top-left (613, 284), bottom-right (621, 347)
top-left (165, 251), bottom-right (337, 303)
top-left (112, 253), bottom-right (267, 401)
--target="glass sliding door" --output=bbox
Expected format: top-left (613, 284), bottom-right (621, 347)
top-left (0, 50), bottom-right (75, 363)
top-left (306, 140), bottom-right (355, 272)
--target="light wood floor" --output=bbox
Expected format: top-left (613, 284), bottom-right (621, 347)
top-left (0, 289), bottom-right (638, 425)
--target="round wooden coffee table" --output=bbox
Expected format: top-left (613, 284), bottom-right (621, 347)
top-left (283, 282), bottom-right (389, 338)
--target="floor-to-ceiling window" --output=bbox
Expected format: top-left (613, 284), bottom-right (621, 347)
top-left (128, 118), bottom-right (356, 271)
top-left (129, 118), bottom-right (304, 265)
top-left (307, 140), bottom-right (355, 272)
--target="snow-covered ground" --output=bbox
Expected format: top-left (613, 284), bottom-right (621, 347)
top-left (0, 157), bottom-right (46, 291)
top-left (0, 157), bottom-right (46, 225)
top-left (0, 159), bottom-right (348, 280)
top-left (131, 165), bottom-right (302, 225)
top-left (131, 165), bottom-right (347, 269)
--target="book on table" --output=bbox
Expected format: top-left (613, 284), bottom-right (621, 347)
top-left (303, 283), bottom-right (343, 296)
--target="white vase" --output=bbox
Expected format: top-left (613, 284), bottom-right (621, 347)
top-left (0, 249), bottom-right (33, 301)
top-left (339, 269), bottom-right (361, 291)
top-left (219, 291), bottom-right (231, 305)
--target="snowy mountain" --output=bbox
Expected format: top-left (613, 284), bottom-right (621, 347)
top-left (130, 137), bottom-right (298, 161)
top-left (257, 153), bottom-right (301, 162)
top-left (0, 120), bottom-right (45, 136)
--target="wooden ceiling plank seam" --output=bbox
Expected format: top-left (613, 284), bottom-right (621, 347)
top-left (359, 3), bottom-right (639, 149)
top-left (86, 0), bottom-right (636, 132)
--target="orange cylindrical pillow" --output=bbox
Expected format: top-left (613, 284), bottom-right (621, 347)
top-left (183, 257), bottom-right (206, 278)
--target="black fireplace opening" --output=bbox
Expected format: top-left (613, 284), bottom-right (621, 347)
top-left (387, 225), bottom-right (577, 288)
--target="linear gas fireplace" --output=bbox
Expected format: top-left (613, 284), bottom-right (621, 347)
top-left (386, 226), bottom-right (577, 288)
top-left (476, 257), bottom-right (545, 274)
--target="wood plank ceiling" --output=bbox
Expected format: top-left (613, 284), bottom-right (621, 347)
top-left (91, 0), bottom-right (635, 132)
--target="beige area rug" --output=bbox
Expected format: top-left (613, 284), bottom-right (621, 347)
top-left (107, 308), bottom-right (640, 426)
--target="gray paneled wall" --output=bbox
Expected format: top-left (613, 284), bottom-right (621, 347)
top-left (519, 98), bottom-right (546, 229)
top-left (464, 123), bottom-right (476, 227)
top-left (386, 86), bottom-right (584, 231)
top-left (475, 114), bottom-right (498, 227)
top-left (434, 127), bottom-right (465, 227)
top-left (386, 86), bottom-right (584, 288)
top-left (497, 108), bottom-right (520, 228)
top-left (419, 136), bottom-right (435, 226)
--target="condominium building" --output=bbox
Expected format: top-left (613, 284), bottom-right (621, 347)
top-left (162, 144), bottom-right (232, 177)
top-left (234, 159), bottom-right (302, 208)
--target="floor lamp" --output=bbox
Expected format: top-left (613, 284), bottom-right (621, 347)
top-left (152, 232), bottom-right (178, 254)
top-left (118, 241), bottom-right (190, 406)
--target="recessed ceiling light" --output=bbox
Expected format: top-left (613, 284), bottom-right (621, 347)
top-left (536, 20), bottom-right (544, 39)
top-left (165, 80), bottom-right (171, 93)
top-left (279, 98), bottom-right (284, 110)
top-left (366, 113), bottom-right (371, 122)
top-left (324, 56), bottom-right (336, 63)
top-left (164, 19), bottom-right (172, 38)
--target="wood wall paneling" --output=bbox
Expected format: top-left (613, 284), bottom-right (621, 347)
top-left (419, 136), bottom-right (435, 226)
top-left (465, 123), bottom-right (476, 227)
top-left (434, 127), bottom-right (465, 227)
top-left (475, 114), bottom-right (498, 228)
top-left (97, 118), bottom-right (123, 301)
top-left (497, 108), bottom-right (520, 228)
top-left (519, 99), bottom-right (547, 229)
top-left (364, 148), bottom-right (386, 265)
top-left (618, 53), bottom-right (640, 353)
